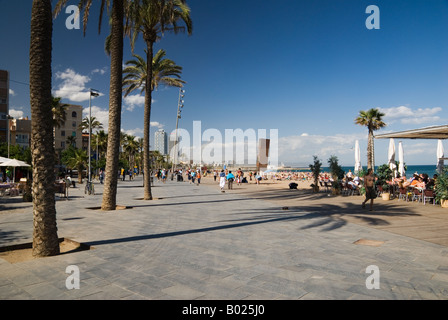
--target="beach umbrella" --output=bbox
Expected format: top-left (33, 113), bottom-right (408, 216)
top-left (388, 138), bottom-right (397, 177)
top-left (0, 159), bottom-right (31, 182)
top-left (0, 156), bottom-right (11, 164)
top-left (354, 140), bottom-right (362, 174)
top-left (398, 141), bottom-right (405, 178)
top-left (437, 139), bottom-right (444, 173)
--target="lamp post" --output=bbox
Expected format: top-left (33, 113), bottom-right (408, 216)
top-left (88, 89), bottom-right (99, 187)
top-left (6, 115), bottom-right (13, 159)
top-left (173, 88), bottom-right (185, 173)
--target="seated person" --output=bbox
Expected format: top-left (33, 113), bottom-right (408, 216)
top-left (415, 176), bottom-right (426, 190)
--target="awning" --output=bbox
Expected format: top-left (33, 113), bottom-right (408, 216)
top-left (375, 125), bottom-right (448, 140)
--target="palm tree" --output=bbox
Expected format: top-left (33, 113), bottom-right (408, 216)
top-left (123, 48), bottom-right (186, 96)
top-left (66, 149), bottom-right (88, 184)
top-left (122, 134), bottom-right (139, 170)
top-left (79, 116), bottom-right (104, 133)
top-left (126, 0), bottom-right (193, 200)
top-left (93, 130), bottom-right (108, 160)
top-left (66, 135), bottom-right (77, 149)
top-left (52, 96), bottom-right (69, 129)
top-left (55, 0), bottom-right (126, 211)
top-left (30, 0), bottom-right (60, 257)
top-left (355, 108), bottom-right (386, 170)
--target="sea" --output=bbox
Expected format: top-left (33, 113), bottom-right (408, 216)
top-left (324, 165), bottom-right (440, 178)
top-left (281, 165), bottom-right (440, 178)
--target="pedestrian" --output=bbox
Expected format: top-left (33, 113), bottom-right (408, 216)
top-left (219, 169), bottom-right (226, 192)
top-left (227, 170), bottom-right (235, 190)
top-left (187, 169), bottom-right (192, 184)
top-left (191, 170), bottom-right (196, 184)
top-left (362, 168), bottom-right (377, 211)
top-left (99, 169), bottom-right (104, 184)
top-left (214, 170), bottom-right (218, 182)
top-left (197, 170), bottom-right (201, 185)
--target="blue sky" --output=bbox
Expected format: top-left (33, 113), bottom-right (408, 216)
top-left (1, 0), bottom-right (448, 167)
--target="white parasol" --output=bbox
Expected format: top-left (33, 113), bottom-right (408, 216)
top-left (0, 159), bottom-right (31, 182)
top-left (398, 141), bottom-right (405, 178)
top-left (354, 140), bottom-right (362, 174)
top-left (437, 139), bottom-right (445, 173)
top-left (0, 156), bottom-right (12, 164)
top-left (388, 138), bottom-right (397, 177)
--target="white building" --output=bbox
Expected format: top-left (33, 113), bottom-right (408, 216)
top-left (154, 129), bottom-right (168, 155)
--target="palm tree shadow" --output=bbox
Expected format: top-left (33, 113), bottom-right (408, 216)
top-left (86, 193), bottom-right (421, 247)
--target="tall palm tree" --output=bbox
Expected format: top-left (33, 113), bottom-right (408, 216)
top-left (55, 0), bottom-right (126, 210)
top-left (30, 0), bottom-right (60, 257)
top-left (123, 48), bottom-right (186, 96)
top-left (126, 0), bottom-right (193, 200)
top-left (355, 108), bottom-right (386, 170)
top-left (93, 130), bottom-right (108, 160)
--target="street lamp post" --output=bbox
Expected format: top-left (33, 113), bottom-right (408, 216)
top-left (88, 89), bottom-right (99, 187)
top-left (173, 88), bottom-right (185, 173)
top-left (6, 115), bottom-right (13, 159)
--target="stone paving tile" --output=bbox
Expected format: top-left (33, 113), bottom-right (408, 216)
top-left (2, 177), bottom-right (448, 301)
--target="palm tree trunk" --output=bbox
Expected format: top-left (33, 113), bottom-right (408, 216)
top-left (143, 40), bottom-right (154, 200)
top-left (368, 128), bottom-right (375, 170)
top-left (101, 0), bottom-right (124, 211)
top-left (30, 0), bottom-right (60, 257)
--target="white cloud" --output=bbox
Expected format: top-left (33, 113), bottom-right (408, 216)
top-left (9, 89), bottom-right (15, 96)
top-left (9, 109), bottom-right (24, 119)
top-left (379, 106), bottom-right (443, 125)
top-left (122, 128), bottom-right (143, 138)
top-left (277, 133), bottom-right (364, 166)
top-left (82, 105), bottom-right (109, 132)
top-left (151, 122), bottom-right (164, 129)
top-left (123, 94), bottom-right (156, 112)
top-left (91, 67), bottom-right (107, 75)
top-left (53, 68), bottom-right (103, 102)
top-left (123, 94), bottom-right (145, 112)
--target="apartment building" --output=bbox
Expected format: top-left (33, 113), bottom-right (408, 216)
top-left (54, 104), bottom-right (83, 151)
top-left (9, 117), bottom-right (31, 149)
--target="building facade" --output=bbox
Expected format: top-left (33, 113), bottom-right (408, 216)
top-left (9, 117), bottom-right (31, 149)
top-left (154, 129), bottom-right (168, 155)
top-left (54, 104), bottom-right (83, 151)
top-left (0, 70), bottom-right (9, 144)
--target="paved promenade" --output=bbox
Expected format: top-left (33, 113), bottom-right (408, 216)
top-left (1, 175), bottom-right (448, 300)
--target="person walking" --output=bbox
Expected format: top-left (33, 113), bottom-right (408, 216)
top-left (362, 168), bottom-right (377, 211)
top-left (191, 170), bottom-right (196, 184)
top-left (227, 170), bottom-right (235, 190)
top-left (219, 169), bottom-right (226, 192)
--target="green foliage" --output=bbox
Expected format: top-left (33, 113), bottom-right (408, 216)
top-left (309, 156), bottom-right (322, 192)
top-left (376, 164), bottom-right (392, 190)
top-left (327, 155), bottom-right (344, 181)
top-left (435, 168), bottom-right (448, 202)
top-left (357, 168), bottom-right (367, 178)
